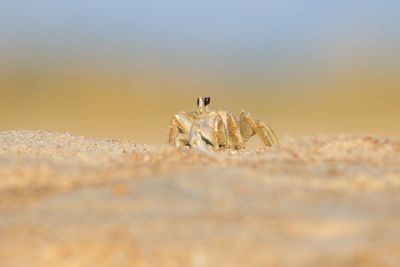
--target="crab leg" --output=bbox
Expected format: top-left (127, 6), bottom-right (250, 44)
top-left (226, 112), bottom-right (245, 149)
top-left (212, 111), bottom-right (244, 150)
top-left (167, 112), bottom-right (194, 146)
top-left (239, 111), bottom-right (278, 147)
top-left (212, 113), bottom-right (227, 149)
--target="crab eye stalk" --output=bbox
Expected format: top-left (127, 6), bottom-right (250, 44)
top-left (204, 97), bottom-right (210, 106)
top-left (197, 96), bottom-right (210, 113)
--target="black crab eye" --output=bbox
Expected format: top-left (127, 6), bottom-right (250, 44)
top-left (204, 97), bottom-right (210, 106)
top-left (197, 97), bottom-right (200, 106)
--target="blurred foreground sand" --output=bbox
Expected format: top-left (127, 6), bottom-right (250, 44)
top-left (1, 130), bottom-right (400, 267)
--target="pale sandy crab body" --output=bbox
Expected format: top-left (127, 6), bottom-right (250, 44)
top-left (167, 97), bottom-right (278, 152)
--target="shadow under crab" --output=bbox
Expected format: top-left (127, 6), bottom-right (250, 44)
top-left (167, 97), bottom-right (278, 152)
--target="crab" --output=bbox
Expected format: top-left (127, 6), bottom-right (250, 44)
top-left (167, 97), bottom-right (278, 151)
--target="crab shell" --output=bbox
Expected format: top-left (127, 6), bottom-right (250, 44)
top-left (167, 108), bottom-right (278, 151)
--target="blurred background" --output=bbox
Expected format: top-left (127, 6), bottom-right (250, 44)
top-left (0, 1), bottom-right (399, 144)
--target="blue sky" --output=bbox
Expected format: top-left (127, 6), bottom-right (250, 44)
top-left (1, 1), bottom-right (399, 74)
top-left (2, 1), bottom-right (398, 43)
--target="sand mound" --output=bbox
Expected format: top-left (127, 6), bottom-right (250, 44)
top-left (0, 130), bottom-right (400, 266)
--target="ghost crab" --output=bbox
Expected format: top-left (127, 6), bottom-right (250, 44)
top-left (167, 97), bottom-right (278, 152)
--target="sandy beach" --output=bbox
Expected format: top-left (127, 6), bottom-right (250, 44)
top-left (1, 130), bottom-right (400, 267)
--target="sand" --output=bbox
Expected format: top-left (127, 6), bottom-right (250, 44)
top-left (0, 130), bottom-right (400, 267)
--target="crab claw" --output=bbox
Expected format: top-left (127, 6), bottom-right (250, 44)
top-left (189, 123), bottom-right (213, 152)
